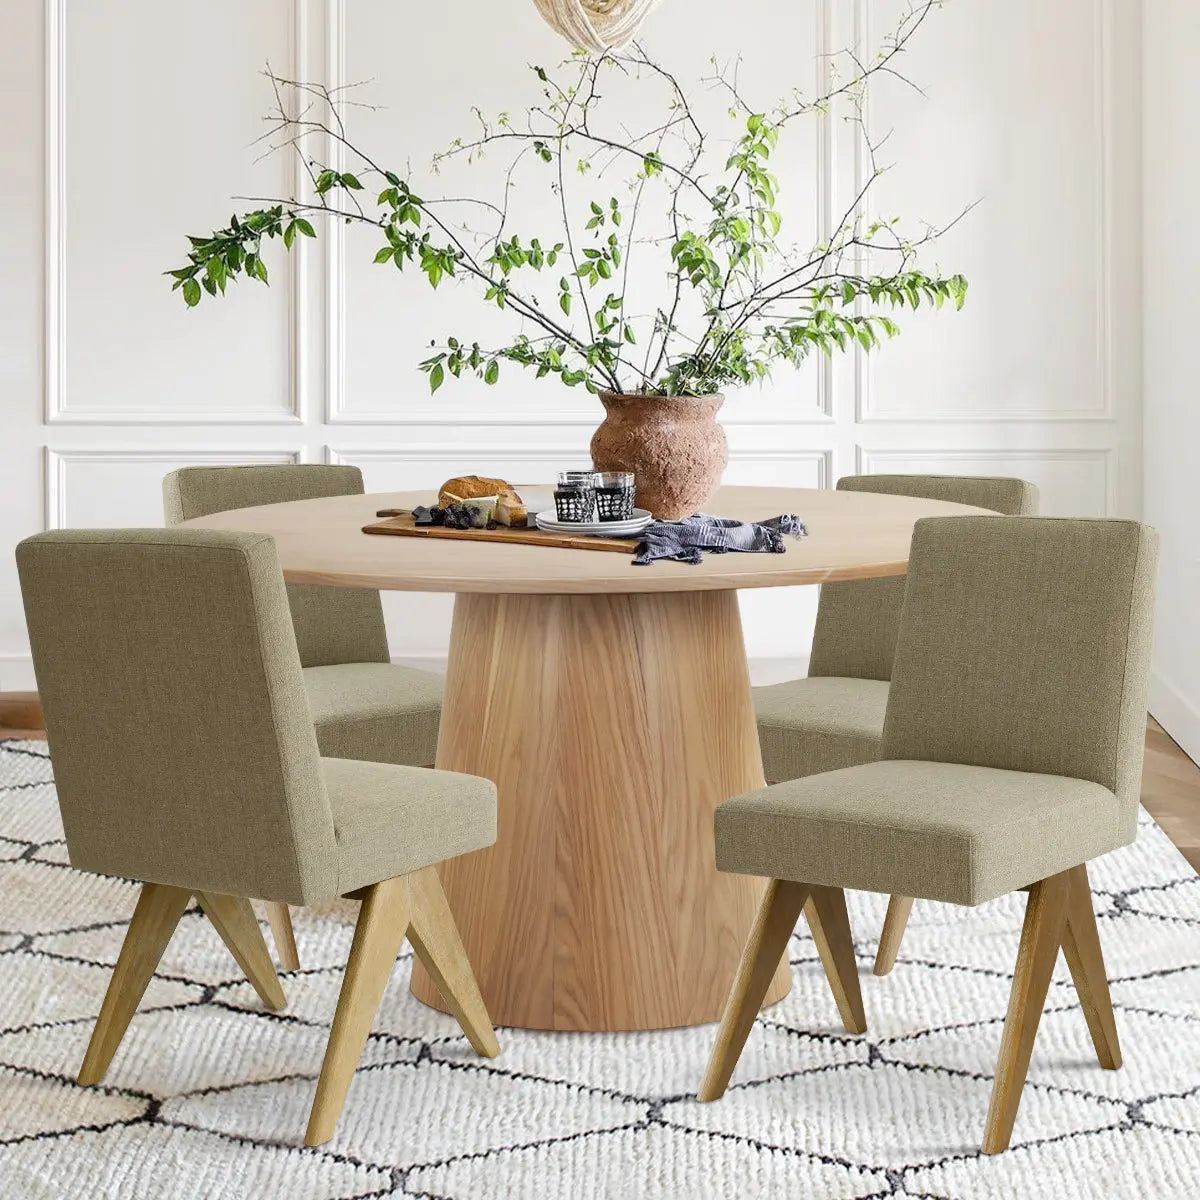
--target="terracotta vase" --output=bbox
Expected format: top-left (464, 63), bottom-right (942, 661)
top-left (590, 391), bottom-right (727, 520)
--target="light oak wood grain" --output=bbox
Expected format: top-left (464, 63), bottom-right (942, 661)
top-left (983, 871), bottom-right (1070, 1155)
top-left (410, 588), bottom-right (790, 1030)
top-left (805, 887), bottom-right (867, 1034)
top-left (0, 691), bottom-right (41, 733)
top-left (265, 901), bottom-right (300, 972)
top-left (1061, 863), bottom-right (1122, 1070)
top-left (78, 883), bottom-right (192, 1086)
top-left (196, 892), bottom-right (286, 1011)
top-left (698, 879), bottom-right (810, 1102)
top-left (363, 512), bottom-right (635, 553)
top-left (179, 485), bottom-right (989, 595)
top-left (306, 868), bottom-right (498, 1146)
top-left (406, 866), bottom-right (500, 1058)
top-left (306, 875), bottom-right (412, 1147)
top-left (873, 894), bottom-right (915, 976)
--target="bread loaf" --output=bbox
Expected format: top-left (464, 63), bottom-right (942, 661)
top-left (438, 475), bottom-right (521, 509)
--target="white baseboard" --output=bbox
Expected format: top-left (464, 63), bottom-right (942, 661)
top-left (1149, 668), bottom-right (1200, 766)
top-left (0, 654), bottom-right (36, 693)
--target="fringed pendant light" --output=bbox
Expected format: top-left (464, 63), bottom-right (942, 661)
top-left (533, 0), bottom-right (663, 54)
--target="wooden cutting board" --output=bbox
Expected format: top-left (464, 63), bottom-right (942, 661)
top-left (362, 512), bottom-right (637, 554)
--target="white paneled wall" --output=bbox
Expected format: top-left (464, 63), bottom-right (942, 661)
top-left (0, 0), bottom-right (1142, 687)
top-left (1144, 0), bottom-right (1200, 761)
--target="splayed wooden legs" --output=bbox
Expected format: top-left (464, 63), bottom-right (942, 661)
top-left (698, 879), bottom-right (865, 1103)
top-left (305, 867), bottom-right (499, 1147)
top-left (265, 901), bottom-right (301, 971)
top-left (1061, 864), bottom-right (1122, 1071)
top-left (197, 892), bottom-right (286, 1010)
top-left (78, 884), bottom-right (284, 1086)
top-left (873, 894), bottom-right (915, 976)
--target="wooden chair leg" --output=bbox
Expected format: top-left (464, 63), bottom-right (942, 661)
top-left (305, 875), bottom-right (411, 1147)
top-left (698, 878), bottom-right (809, 1102)
top-left (873, 894), bottom-right (915, 976)
top-left (78, 882), bottom-right (192, 1086)
top-left (1061, 863), bottom-right (1121, 1070)
top-left (982, 870), bottom-right (1070, 1154)
top-left (805, 886), bottom-right (867, 1034)
top-left (406, 867), bottom-right (500, 1058)
top-left (265, 901), bottom-right (301, 972)
top-left (196, 892), bottom-right (286, 1011)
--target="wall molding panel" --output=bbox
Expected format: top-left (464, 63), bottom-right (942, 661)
top-left (323, 0), bottom-right (834, 427)
top-left (5, 0), bottom-right (1141, 676)
top-left (850, 0), bottom-right (1118, 426)
top-left (44, 447), bottom-right (302, 528)
top-left (42, 0), bottom-right (305, 426)
top-left (855, 446), bottom-right (1116, 516)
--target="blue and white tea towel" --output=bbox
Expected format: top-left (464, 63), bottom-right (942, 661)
top-left (627, 513), bottom-right (806, 566)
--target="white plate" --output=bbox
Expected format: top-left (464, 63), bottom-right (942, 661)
top-left (535, 508), bottom-right (653, 537)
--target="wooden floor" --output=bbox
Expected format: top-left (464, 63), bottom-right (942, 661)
top-left (1142, 718), bottom-right (1200, 874)
top-left (1, 693), bottom-right (1198, 875)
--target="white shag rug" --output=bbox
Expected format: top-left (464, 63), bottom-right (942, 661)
top-left (1, 738), bottom-right (1198, 1200)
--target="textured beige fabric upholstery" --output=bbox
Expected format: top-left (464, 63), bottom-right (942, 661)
top-left (306, 663), bottom-right (442, 766)
top-left (15, 529), bottom-right (496, 906)
top-left (163, 463), bottom-right (443, 766)
top-left (163, 464), bottom-right (390, 669)
top-left (807, 475), bottom-right (1040, 682)
top-left (755, 677), bottom-right (890, 781)
top-left (721, 516), bottom-right (1158, 905)
top-left (324, 758), bottom-right (496, 895)
top-left (716, 761), bottom-right (1121, 905)
top-left (755, 475), bottom-right (1038, 785)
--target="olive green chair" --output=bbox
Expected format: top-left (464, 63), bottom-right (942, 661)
top-left (754, 474), bottom-right (1039, 975)
top-left (703, 515), bottom-right (1157, 1155)
top-left (16, 528), bottom-right (499, 1147)
top-left (163, 464), bottom-right (444, 970)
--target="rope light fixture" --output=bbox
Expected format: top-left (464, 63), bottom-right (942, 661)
top-left (533, 0), bottom-right (663, 54)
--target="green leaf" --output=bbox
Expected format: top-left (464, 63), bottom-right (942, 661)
top-left (340, 173), bottom-right (363, 190)
top-left (283, 221), bottom-right (296, 250)
top-left (484, 360), bottom-right (500, 385)
top-left (374, 246), bottom-right (394, 264)
top-left (429, 362), bottom-right (445, 392)
top-left (182, 278), bottom-right (201, 307)
top-left (559, 292), bottom-right (572, 315)
top-left (294, 218), bottom-right (316, 238)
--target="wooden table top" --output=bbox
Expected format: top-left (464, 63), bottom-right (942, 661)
top-left (180, 484), bottom-right (989, 595)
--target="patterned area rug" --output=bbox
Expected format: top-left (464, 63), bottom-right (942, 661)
top-left (1, 738), bottom-right (1199, 1200)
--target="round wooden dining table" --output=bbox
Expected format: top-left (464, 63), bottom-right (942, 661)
top-left (184, 484), bottom-right (986, 1032)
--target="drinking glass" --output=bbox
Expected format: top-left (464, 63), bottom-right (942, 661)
top-left (593, 471), bottom-right (636, 521)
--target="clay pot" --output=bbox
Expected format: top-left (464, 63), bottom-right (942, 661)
top-left (590, 391), bottom-right (727, 520)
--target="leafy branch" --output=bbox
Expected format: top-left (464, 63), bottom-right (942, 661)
top-left (169, 1), bottom-right (969, 398)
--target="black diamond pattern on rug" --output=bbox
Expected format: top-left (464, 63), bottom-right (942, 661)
top-left (0, 739), bottom-right (1198, 1199)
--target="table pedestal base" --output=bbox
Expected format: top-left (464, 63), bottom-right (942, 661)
top-left (410, 589), bottom-right (790, 1030)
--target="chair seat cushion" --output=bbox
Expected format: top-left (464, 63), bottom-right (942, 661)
top-left (715, 760), bottom-right (1125, 906)
top-left (304, 662), bottom-right (443, 767)
top-left (753, 677), bottom-right (890, 782)
top-left (323, 757), bottom-right (497, 894)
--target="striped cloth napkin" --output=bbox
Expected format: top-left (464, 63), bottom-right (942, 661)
top-left (624, 513), bottom-right (806, 566)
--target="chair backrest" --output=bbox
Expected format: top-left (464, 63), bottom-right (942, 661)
top-left (16, 528), bottom-right (339, 905)
top-left (808, 474), bottom-right (1039, 681)
top-left (881, 516), bottom-right (1158, 839)
top-left (162, 464), bottom-right (389, 669)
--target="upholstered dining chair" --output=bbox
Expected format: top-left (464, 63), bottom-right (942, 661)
top-left (163, 464), bottom-right (444, 971)
top-left (702, 515), bottom-right (1157, 1154)
top-left (16, 527), bottom-right (499, 1147)
top-left (753, 474), bottom-right (1039, 976)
